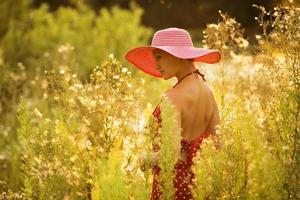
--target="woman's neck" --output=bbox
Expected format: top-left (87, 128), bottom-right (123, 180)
top-left (175, 62), bottom-right (196, 82)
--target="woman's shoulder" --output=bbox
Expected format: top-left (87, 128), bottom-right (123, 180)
top-left (164, 88), bottom-right (183, 105)
top-left (157, 90), bottom-right (183, 115)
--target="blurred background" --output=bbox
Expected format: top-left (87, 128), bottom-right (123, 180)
top-left (30, 0), bottom-right (277, 41)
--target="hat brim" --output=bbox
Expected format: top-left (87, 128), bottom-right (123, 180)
top-left (125, 46), bottom-right (221, 78)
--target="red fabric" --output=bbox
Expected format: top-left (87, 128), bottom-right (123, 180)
top-left (150, 105), bottom-right (211, 200)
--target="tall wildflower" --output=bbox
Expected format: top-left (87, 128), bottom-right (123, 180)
top-left (201, 10), bottom-right (251, 111)
top-left (253, 3), bottom-right (300, 199)
top-left (16, 97), bottom-right (35, 196)
top-left (192, 105), bottom-right (286, 199)
top-left (85, 56), bottom-right (146, 199)
top-left (13, 48), bottom-right (145, 199)
top-left (203, 10), bottom-right (249, 59)
top-left (156, 95), bottom-right (182, 199)
top-left (92, 144), bottom-right (130, 200)
top-left (191, 4), bottom-right (293, 199)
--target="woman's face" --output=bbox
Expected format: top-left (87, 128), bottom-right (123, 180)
top-left (152, 49), bottom-right (179, 79)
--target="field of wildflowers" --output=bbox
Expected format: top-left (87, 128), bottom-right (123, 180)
top-left (0, 0), bottom-right (299, 199)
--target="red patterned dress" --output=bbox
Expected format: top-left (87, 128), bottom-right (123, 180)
top-left (150, 104), bottom-right (211, 200)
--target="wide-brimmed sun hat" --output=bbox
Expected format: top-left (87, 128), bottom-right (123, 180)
top-left (125, 27), bottom-right (221, 78)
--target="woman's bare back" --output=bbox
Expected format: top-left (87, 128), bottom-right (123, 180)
top-left (166, 74), bottom-right (220, 142)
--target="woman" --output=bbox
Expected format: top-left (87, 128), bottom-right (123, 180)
top-left (125, 27), bottom-right (221, 200)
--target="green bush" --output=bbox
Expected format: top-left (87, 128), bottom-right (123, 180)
top-left (1, 1), bottom-right (152, 80)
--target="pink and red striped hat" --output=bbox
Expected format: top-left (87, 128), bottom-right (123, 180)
top-left (125, 27), bottom-right (221, 78)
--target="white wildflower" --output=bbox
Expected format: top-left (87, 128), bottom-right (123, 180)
top-left (113, 75), bottom-right (120, 79)
top-left (122, 67), bottom-right (128, 73)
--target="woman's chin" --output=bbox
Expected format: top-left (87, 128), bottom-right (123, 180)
top-left (161, 75), bottom-right (171, 80)
top-left (161, 73), bottom-right (167, 79)
top-left (160, 72), bottom-right (172, 80)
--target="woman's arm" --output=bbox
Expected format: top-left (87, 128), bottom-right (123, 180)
top-left (207, 91), bottom-right (222, 149)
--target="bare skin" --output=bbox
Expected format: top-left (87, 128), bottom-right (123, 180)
top-left (139, 48), bottom-right (221, 169)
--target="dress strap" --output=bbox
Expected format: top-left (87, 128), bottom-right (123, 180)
top-left (172, 69), bottom-right (206, 88)
top-left (195, 69), bottom-right (206, 82)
